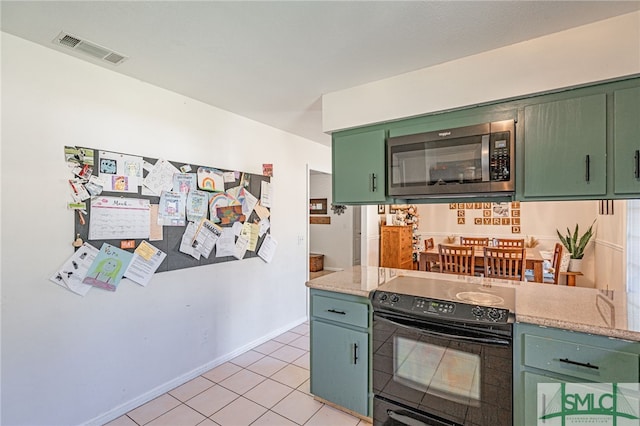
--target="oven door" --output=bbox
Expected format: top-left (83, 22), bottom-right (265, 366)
top-left (372, 312), bottom-right (512, 426)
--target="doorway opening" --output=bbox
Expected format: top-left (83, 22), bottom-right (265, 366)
top-left (308, 170), bottom-right (359, 278)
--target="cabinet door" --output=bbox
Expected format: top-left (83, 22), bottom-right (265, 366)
top-left (614, 86), bottom-right (640, 195)
top-left (333, 129), bottom-right (386, 204)
top-left (520, 372), bottom-right (564, 426)
top-left (310, 320), bottom-right (369, 415)
top-left (523, 94), bottom-right (607, 197)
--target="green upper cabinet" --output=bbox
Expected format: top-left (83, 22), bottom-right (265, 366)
top-left (330, 77), bottom-right (639, 203)
top-left (613, 86), bottom-right (640, 195)
top-left (523, 94), bottom-right (607, 198)
top-left (332, 129), bottom-right (387, 204)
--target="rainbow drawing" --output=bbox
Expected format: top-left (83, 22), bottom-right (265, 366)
top-left (197, 167), bottom-right (224, 192)
top-left (209, 193), bottom-right (230, 222)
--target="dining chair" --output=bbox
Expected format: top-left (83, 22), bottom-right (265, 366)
top-left (422, 237), bottom-right (440, 271)
top-left (460, 236), bottom-right (490, 247)
top-left (494, 238), bottom-right (525, 248)
top-left (438, 244), bottom-right (475, 276)
top-left (546, 243), bottom-right (564, 284)
top-left (483, 247), bottom-right (526, 281)
top-left (526, 243), bottom-right (563, 284)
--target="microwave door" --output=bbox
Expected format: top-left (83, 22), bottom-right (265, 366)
top-left (481, 135), bottom-right (490, 182)
top-left (391, 144), bottom-right (429, 189)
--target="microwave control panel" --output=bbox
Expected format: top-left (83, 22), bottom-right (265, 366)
top-left (490, 131), bottom-right (511, 181)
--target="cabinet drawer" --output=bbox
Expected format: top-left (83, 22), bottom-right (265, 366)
top-left (523, 334), bottom-right (639, 382)
top-left (312, 295), bottom-right (368, 328)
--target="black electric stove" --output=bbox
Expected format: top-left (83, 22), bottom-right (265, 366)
top-left (370, 275), bottom-right (515, 425)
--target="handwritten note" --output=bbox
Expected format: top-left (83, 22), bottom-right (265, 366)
top-left (89, 197), bottom-right (150, 240)
top-left (258, 234), bottom-right (278, 263)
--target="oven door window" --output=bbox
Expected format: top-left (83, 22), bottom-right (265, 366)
top-left (394, 336), bottom-right (481, 407)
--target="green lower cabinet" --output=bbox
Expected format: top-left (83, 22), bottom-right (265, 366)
top-left (514, 323), bottom-right (640, 426)
top-left (309, 289), bottom-right (371, 417)
top-left (310, 321), bottom-right (369, 415)
top-left (523, 372), bottom-right (564, 424)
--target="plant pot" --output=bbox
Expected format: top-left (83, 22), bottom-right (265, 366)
top-left (568, 258), bottom-right (583, 272)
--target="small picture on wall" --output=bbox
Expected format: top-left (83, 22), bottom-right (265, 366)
top-left (309, 198), bottom-right (327, 215)
top-left (492, 202), bottom-right (510, 218)
top-left (378, 205), bottom-right (385, 214)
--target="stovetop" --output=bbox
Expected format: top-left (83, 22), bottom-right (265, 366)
top-left (371, 275), bottom-right (516, 324)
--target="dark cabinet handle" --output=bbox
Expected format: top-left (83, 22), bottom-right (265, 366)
top-left (585, 155), bottom-right (590, 182)
top-left (559, 357), bottom-right (599, 370)
top-left (353, 343), bottom-right (359, 364)
top-left (327, 309), bottom-right (346, 315)
top-left (370, 173), bottom-right (377, 192)
top-left (635, 150), bottom-right (639, 179)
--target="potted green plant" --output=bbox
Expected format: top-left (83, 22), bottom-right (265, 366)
top-left (556, 220), bottom-right (596, 272)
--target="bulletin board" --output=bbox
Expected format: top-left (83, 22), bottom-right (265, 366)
top-left (67, 146), bottom-right (272, 273)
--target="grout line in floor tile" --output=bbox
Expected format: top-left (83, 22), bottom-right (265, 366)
top-left (113, 325), bottom-right (362, 426)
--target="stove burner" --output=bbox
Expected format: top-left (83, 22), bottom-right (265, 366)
top-left (456, 291), bottom-right (504, 306)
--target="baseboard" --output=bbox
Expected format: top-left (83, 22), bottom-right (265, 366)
top-left (85, 316), bottom-right (308, 426)
top-left (323, 267), bottom-right (343, 272)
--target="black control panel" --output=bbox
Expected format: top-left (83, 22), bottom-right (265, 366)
top-left (490, 131), bottom-right (510, 181)
top-left (372, 291), bottom-right (510, 324)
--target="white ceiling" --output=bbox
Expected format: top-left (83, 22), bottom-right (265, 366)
top-left (2, 1), bottom-right (639, 146)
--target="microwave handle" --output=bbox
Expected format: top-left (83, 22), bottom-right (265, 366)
top-left (481, 135), bottom-right (490, 182)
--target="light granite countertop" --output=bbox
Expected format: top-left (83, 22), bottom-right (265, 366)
top-left (306, 266), bottom-right (640, 342)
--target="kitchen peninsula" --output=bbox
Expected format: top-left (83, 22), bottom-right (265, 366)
top-left (306, 266), bottom-right (640, 424)
top-left (307, 265), bottom-right (638, 339)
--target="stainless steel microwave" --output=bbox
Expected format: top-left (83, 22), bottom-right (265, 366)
top-left (387, 119), bottom-right (515, 198)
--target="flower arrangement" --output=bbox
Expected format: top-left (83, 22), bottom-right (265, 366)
top-left (525, 236), bottom-right (539, 248)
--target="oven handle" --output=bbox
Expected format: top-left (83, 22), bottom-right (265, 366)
top-left (375, 313), bottom-right (511, 346)
top-left (388, 409), bottom-right (429, 426)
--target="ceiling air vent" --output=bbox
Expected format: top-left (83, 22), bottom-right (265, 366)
top-left (53, 31), bottom-right (128, 66)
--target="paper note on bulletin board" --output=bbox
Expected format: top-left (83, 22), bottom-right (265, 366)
top-left (89, 197), bottom-right (151, 240)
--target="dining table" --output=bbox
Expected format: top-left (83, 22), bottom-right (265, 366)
top-left (418, 246), bottom-right (546, 283)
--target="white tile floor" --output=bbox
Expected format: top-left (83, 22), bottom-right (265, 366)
top-left (105, 323), bottom-right (371, 426)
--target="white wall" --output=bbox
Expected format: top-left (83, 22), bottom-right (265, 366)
top-left (323, 11), bottom-right (640, 133)
top-left (363, 206), bottom-right (382, 267)
top-left (309, 172), bottom-right (353, 269)
top-left (595, 201), bottom-right (627, 292)
top-left (0, 33), bottom-right (331, 426)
